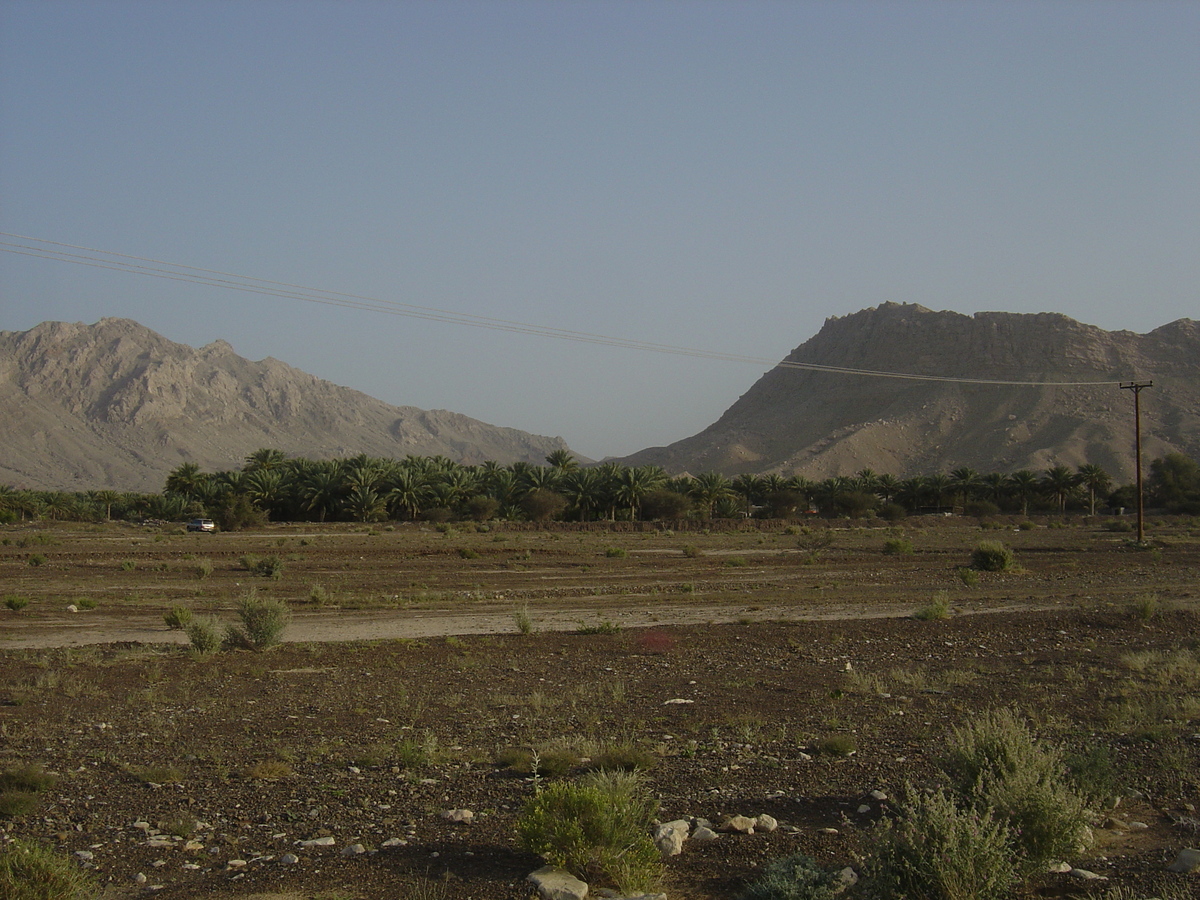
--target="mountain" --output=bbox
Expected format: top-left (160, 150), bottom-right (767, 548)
top-left (619, 303), bottom-right (1199, 483)
top-left (0, 318), bottom-right (573, 492)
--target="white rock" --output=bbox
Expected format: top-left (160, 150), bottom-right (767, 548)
top-left (341, 843), bottom-right (366, 856)
top-left (442, 808), bottom-right (474, 823)
top-left (381, 837), bottom-right (406, 848)
top-left (691, 826), bottom-right (719, 842)
top-left (280, 853), bottom-right (299, 864)
top-left (653, 820), bottom-right (689, 857)
top-left (74, 851), bottom-right (94, 861)
top-left (66, 604), bottom-right (78, 613)
top-left (663, 698), bottom-right (694, 705)
top-left (836, 867), bottom-right (859, 888)
top-left (528, 864), bottom-right (589, 900)
top-left (227, 860), bottom-right (247, 868)
top-left (134, 873), bottom-right (147, 884)
top-left (819, 827), bottom-right (839, 835)
top-left (1068, 868), bottom-right (1107, 881)
top-left (1046, 861), bottom-right (1072, 874)
top-left (857, 804), bottom-right (871, 814)
top-left (869, 790), bottom-right (888, 801)
top-left (719, 815), bottom-right (756, 834)
top-left (755, 814), bottom-right (778, 833)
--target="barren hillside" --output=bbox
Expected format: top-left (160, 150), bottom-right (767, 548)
top-left (620, 303), bottom-right (1199, 481)
top-left (0, 318), bottom-right (572, 491)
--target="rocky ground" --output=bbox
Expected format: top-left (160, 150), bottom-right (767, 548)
top-left (1, 517), bottom-right (1199, 899)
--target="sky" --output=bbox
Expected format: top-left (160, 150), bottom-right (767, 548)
top-left (1, 1), bottom-right (1197, 460)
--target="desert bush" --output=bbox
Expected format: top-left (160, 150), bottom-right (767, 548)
top-left (1129, 592), bottom-right (1160, 622)
top-left (869, 786), bottom-right (1014, 900)
top-left (913, 592), bottom-right (951, 621)
top-left (1102, 519), bottom-right (1133, 533)
top-left (604, 547), bottom-right (627, 558)
top-left (163, 606), bottom-right (193, 630)
top-left (0, 839), bottom-right (98, 900)
top-left (725, 556), bottom-right (749, 567)
top-left (937, 708), bottom-right (1091, 873)
top-left (240, 554), bottom-right (284, 579)
top-left (76, 598), bottom-right (96, 610)
top-left (1065, 744), bottom-right (1119, 804)
top-left (818, 735), bottom-right (856, 757)
top-left (1017, 520), bottom-right (1036, 531)
top-left (588, 744), bottom-right (657, 773)
top-left (185, 616), bottom-right (223, 655)
top-left (0, 766), bottom-right (59, 794)
top-left (458, 547), bottom-right (480, 559)
top-left (517, 770), bottom-right (662, 893)
top-left (681, 544), bottom-right (703, 558)
top-left (245, 760), bottom-right (292, 780)
top-left (27, 554), bottom-right (47, 567)
top-left (225, 592), bottom-right (290, 650)
top-left (877, 503), bottom-right (907, 522)
top-left (971, 541), bottom-right (1015, 572)
top-left (883, 537), bottom-right (914, 555)
top-left (497, 748), bottom-right (579, 777)
top-left (740, 852), bottom-right (842, 900)
top-left (577, 620), bottom-right (621, 635)
top-left (513, 604), bottom-right (534, 634)
top-left (0, 791), bottom-right (41, 818)
top-left (119, 559), bottom-right (136, 571)
top-left (4, 595), bottom-right (30, 611)
top-left (194, 557), bottom-right (213, 579)
top-left (132, 765), bottom-right (183, 785)
top-left (956, 567), bottom-right (979, 587)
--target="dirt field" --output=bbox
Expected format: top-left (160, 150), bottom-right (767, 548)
top-left (1, 516), bottom-right (1198, 899)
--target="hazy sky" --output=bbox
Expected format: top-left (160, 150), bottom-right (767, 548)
top-left (2, 1), bottom-right (1197, 460)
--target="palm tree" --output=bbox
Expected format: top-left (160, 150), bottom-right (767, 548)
top-left (950, 467), bottom-right (980, 506)
top-left (980, 472), bottom-right (1008, 507)
top-left (874, 473), bottom-right (900, 506)
top-left (612, 466), bottom-right (664, 520)
top-left (244, 448), bottom-right (288, 473)
top-left (1076, 464), bottom-right (1112, 516)
top-left (560, 468), bottom-right (605, 521)
top-left (1006, 470), bottom-right (1040, 517)
top-left (244, 469), bottom-right (286, 518)
top-left (688, 472), bottom-right (733, 519)
top-left (385, 470), bottom-right (431, 521)
top-left (1041, 465), bottom-right (1080, 514)
top-left (164, 462), bottom-right (208, 500)
top-left (545, 449), bottom-right (579, 472)
top-left (731, 474), bottom-right (764, 518)
top-left (342, 485), bottom-right (385, 522)
top-left (88, 490), bottom-right (122, 521)
top-left (301, 470), bottom-right (345, 523)
top-left (925, 473), bottom-right (954, 510)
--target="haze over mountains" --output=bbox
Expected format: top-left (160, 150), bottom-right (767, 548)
top-left (0, 318), bottom-right (572, 492)
top-left (618, 303), bottom-right (1200, 483)
top-left (2, 304), bottom-right (1197, 492)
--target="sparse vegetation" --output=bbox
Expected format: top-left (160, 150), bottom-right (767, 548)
top-left (4, 595), bottom-right (30, 611)
top-left (184, 615), bottom-right (223, 654)
top-left (224, 591), bottom-right (290, 650)
top-left (883, 537), bottom-right (913, 555)
top-left (163, 605), bottom-right (193, 630)
top-left (912, 592), bottom-right (951, 621)
top-left (971, 540), bottom-right (1015, 572)
top-left (739, 852), bottom-right (842, 900)
top-left (0, 840), bottom-right (98, 900)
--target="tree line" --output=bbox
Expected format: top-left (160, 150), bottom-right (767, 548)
top-left (3, 449), bottom-right (1197, 527)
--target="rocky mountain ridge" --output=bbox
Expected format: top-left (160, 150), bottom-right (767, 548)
top-left (0, 318), bottom-right (572, 492)
top-left (618, 303), bottom-right (1199, 482)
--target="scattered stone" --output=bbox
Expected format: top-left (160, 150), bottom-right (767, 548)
top-left (183, 841), bottom-right (204, 852)
top-left (1128, 821), bottom-right (1149, 830)
top-left (74, 851), bottom-right (93, 861)
top-left (754, 814), bottom-right (778, 833)
top-left (133, 821), bottom-right (152, 831)
top-left (381, 837), bottom-right (407, 848)
top-left (66, 604), bottom-right (78, 613)
top-left (663, 698), bottom-right (694, 705)
top-left (1046, 861), bottom-right (1072, 874)
top-left (857, 805), bottom-right (871, 814)
top-left (868, 790), bottom-right (888, 801)
top-left (341, 843), bottom-right (366, 857)
top-left (1166, 848), bottom-right (1200, 873)
top-left (442, 808), bottom-right (474, 823)
top-left (819, 827), bottom-right (839, 835)
top-left (280, 853), bottom-right (299, 865)
top-left (835, 867), bottom-right (858, 889)
top-left (298, 836), bottom-right (336, 847)
top-left (691, 826), bottom-right (719, 842)
top-left (134, 873), bottom-right (147, 884)
top-left (528, 864), bottom-right (589, 900)
top-left (182, 863), bottom-right (200, 870)
top-left (719, 815), bottom-right (756, 834)
top-left (227, 860), bottom-right (247, 869)
top-left (1068, 868), bottom-right (1107, 881)
top-left (653, 820), bottom-right (689, 857)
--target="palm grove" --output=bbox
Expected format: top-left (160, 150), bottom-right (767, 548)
top-left (3, 449), bottom-right (1198, 528)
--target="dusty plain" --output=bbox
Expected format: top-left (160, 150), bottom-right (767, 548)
top-left (1, 516), bottom-right (1199, 899)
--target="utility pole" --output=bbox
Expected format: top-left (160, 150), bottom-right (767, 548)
top-left (1120, 381), bottom-right (1152, 543)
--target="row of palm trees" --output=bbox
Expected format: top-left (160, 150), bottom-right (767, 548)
top-left (0, 449), bottom-right (1123, 526)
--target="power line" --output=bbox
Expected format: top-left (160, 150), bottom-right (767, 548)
top-left (1, 231), bottom-right (1130, 387)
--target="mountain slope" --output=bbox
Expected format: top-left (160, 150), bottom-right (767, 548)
top-left (620, 303), bottom-right (1199, 482)
top-left (0, 318), bottom-right (572, 492)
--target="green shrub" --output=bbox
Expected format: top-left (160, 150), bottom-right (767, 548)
top-left (458, 547), bottom-right (480, 559)
top-left (119, 559), bottom-right (136, 571)
top-left (194, 557), bottom-right (214, 579)
top-left (76, 598), bottom-right (96, 610)
top-left (0, 791), bottom-right (41, 818)
top-left (957, 567), bottom-right (979, 587)
top-left (1017, 521), bottom-right (1036, 531)
top-left (497, 748), bottom-right (580, 777)
top-left (725, 556), bottom-right (749, 567)
top-left (877, 503), bottom-right (907, 522)
top-left (577, 620), bottom-right (621, 635)
top-left (4, 595), bottom-right (30, 611)
top-left (681, 544), bottom-right (703, 558)
top-left (818, 735), bottom-right (856, 757)
top-left (1129, 592), bottom-right (1160, 622)
top-left (163, 606), bottom-right (193, 630)
top-left (937, 709), bottom-right (1091, 873)
top-left (0, 840), bottom-right (98, 900)
top-left (963, 500), bottom-right (1001, 518)
top-left (869, 786), bottom-right (1015, 900)
top-left (604, 547), bottom-right (627, 558)
top-left (243, 554), bottom-right (284, 579)
top-left (1102, 519), bottom-right (1133, 533)
top-left (588, 744), bottom-right (657, 772)
top-left (185, 616), bottom-right (223, 655)
top-left (27, 554), bottom-right (47, 567)
top-left (513, 604), bottom-right (534, 634)
top-left (0, 765), bottom-right (58, 793)
top-left (517, 770), bottom-right (662, 893)
top-left (883, 537), bottom-right (914, 555)
top-left (225, 592), bottom-right (290, 650)
top-left (740, 852), bottom-right (842, 900)
top-left (913, 592), bottom-right (951, 621)
top-left (971, 541), bottom-right (1015, 572)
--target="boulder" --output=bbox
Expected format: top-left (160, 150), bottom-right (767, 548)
top-left (529, 865), bottom-right (589, 900)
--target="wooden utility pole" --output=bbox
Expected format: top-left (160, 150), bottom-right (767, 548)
top-left (1120, 381), bottom-right (1152, 543)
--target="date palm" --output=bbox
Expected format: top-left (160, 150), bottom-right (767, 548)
top-left (560, 468), bottom-right (605, 521)
top-left (301, 470), bottom-right (345, 523)
top-left (545, 449), bottom-right (579, 472)
top-left (1006, 470), bottom-right (1040, 517)
top-left (1041, 465), bottom-right (1080, 514)
top-left (385, 470), bottom-right (431, 521)
top-left (688, 472), bottom-right (733, 519)
top-left (1076, 464), bottom-right (1111, 516)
